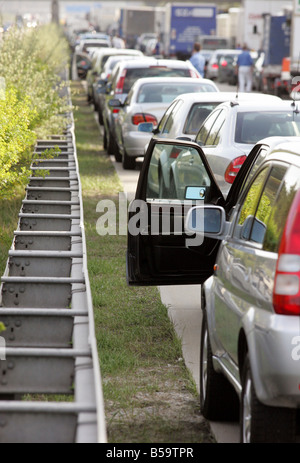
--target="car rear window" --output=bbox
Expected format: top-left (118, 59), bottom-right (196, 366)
top-left (235, 111), bottom-right (300, 144)
top-left (184, 103), bottom-right (221, 134)
top-left (137, 83), bottom-right (216, 104)
top-left (123, 67), bottom-right (191, 94)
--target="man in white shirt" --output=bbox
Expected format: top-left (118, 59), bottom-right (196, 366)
top-left (112, 34), bottom-right (126, 49)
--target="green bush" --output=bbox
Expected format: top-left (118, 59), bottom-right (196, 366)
top-left (0, 24), bottom-right (71, 198)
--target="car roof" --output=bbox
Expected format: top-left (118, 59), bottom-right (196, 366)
top-left (171, 92), bottom-right (281, 104)
top-left (259, 137), bottom-right (300, 166)
top-left (215, 99), bottom-right (298, 112)
top-left (115, 58), bottom-right (194, 69)
top-left (131, 77), bottom-right (216, 87)
top-left (211, 49), bottom-right (240, 54)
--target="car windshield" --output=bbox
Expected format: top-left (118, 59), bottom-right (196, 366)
top-left (123, 67), bottom-right (191, 94)
top-left (235, 111), bottom-right (300, 144)
top-left (184, 102), bottom-right (222, 134)
top-left (137, 83), bottom-right (216, 104)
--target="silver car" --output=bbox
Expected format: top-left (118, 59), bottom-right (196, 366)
top-left (127, 135), bottom-right (300, 442)
top-left (112, 77), bottom-right (219, 169)
top-left (95, 54), bottom-right (144, 122)
top-left (195, 100), bottom-right (300, 196)
top-left (102, 58), bottom-right (202, 164)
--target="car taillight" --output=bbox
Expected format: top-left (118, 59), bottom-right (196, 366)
top-left (221, 60), bottom-right (228, 67)
top-left (132, 113), bottom-right (158, 126)
top-left (189, 69), bottom-right (201, 78)
top-left (212, 63), bottom-right (219, 69)
top-left (115, 69), bottom-right (127, 94)
top-left (273, 190), bottom-right (300, 315)
top-left (224, 155), bottom-right (247, 184)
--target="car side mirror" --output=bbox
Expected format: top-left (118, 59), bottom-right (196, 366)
top-left (106, 82), bottom-right (112, 94)
top-left (239, 215), bottom-right (267, 243)
top-left (138, 122), bottom-right (154, 133)
top-left (96, 79), bottom-right (108, 94)
top-left (176, 136), bottom-right (192, 141)
top-left (185, 205), bottom-right (229, 240)
top-left (109, 99), bottom-right (123, 108)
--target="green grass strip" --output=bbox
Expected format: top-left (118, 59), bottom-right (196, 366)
top-left (72, 82), bottom-right (214, 444)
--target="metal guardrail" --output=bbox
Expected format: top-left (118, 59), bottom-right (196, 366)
top-left (0, 90), bottom-right (107, 443)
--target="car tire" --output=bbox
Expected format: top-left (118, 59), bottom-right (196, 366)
top-left (240, 354), bottom-right (296, 443)
top-left (200, 310), bottom-right (239, 421)
top-left (98, 111), bottom-right (104, 126)
top-left (107, 131), bottom-right (118, 155)
top-left (122, 150), bottom-right (136, 170)
top-left (103, 126), bottom-right (108, 150)
top-left (114, 146), bottom-right (122, 163)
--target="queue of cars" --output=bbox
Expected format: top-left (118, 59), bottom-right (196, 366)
top-left (81, 45), bottom-right (300, 442)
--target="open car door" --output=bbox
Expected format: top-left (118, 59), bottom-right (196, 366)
top-left (127, 138), bottom-right (225, 286)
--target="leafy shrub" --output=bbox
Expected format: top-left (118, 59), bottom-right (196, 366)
top-left (0, 24), bottom-right (71, 198)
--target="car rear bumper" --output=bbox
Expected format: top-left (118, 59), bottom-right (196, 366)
top-left (249, 313), bottom-right (300, 408)
top-left (123, 131), bottom-right (152, 157)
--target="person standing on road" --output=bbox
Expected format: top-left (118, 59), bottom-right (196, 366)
top-left (112, 33), bottom-right (126, 49)
top-left (237, 45), bottom-right (254, 92)
top-left (189, 42), bottom-right (205, 78)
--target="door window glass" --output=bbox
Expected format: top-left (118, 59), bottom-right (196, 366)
top-left (147, 143), bottom-right (212, 202)
top-left (184, 102), bottom-right (220, 135)
top-left (205, 110), bottom-right (226, 146)
top-left (195, 110), bottom-right (221, 146)
top-left (234, 168), bottom-right (269, 241)
top-left (264, 165), bottom-right (299, 252)
top-left (162, 100), bottom-right (184, 134)
top-left (157, 100), bottom-right (179, 133)
top-left (234, 165), bottom-right (287, 245)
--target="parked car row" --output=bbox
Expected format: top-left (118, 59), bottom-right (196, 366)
top-left (83, 49), bottom-right (300, 442)
top-left (94, 56), bottom-right (204, 169)
top-left (127, 132), bottom-right (300, 443)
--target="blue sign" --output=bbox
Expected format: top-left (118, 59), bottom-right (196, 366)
top-left (170, 5), bottom-right (217, 54)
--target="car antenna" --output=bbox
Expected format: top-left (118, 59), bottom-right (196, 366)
top-left (291, 53), bottom-right (300, 113)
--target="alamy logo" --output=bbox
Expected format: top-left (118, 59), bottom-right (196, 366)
top-left (291, 336), bottom-right (300, 361)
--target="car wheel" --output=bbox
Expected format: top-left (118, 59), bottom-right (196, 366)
top-left (122, 150), bottom-right (136, 170)
top-left (200, 310), bottom-right (239, 421)
top-left (103, 126), bottom-right (108, 150)
top-left (107, 131), bottom-right (117, 155)
top-left (98, 111), bottom-right (104, 126)
top-left (114, 146), bottom-right (122, 163)
top-left (240, 354), bottom-right (296, 443)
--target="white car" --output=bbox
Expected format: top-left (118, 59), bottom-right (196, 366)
top-left (147, 92), bottom-right (281, 142)
top-left (111, 77), bottom-right (219, 169)
top-left (76, 38), bottom-right (111, 54)
top-left (194, 100), bottom-right (300, 196)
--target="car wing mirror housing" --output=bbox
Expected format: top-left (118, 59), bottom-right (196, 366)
top-left (176, 136), bottom-right (192, 141)
top-left (185, 205), bottom-right (229, 240)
